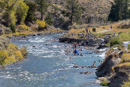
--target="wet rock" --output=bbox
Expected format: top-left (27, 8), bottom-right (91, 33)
top-left (97, 45), bottom-right (109, 49)
top-left (95, 80), bottom-right (101, 84)
top-left (80, 71), bottom-right (92, 74)
top-left (32, 34), bottom-right (37, 36)
top-left (0, 37), bottom-right (10, 50)
top-left (4, 27), bottom-right (12, 34)
top-left (73, 65), bottom-right (96, 69)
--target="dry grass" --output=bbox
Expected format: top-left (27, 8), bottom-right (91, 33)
top-left (92, 22), bottom-right (130, 34)
top-left (2, 28), bottom-right (64, 37)
top-left (64, 28), bottom-right (86, 39)
top-left (121, 53), bottom-right (130, 62)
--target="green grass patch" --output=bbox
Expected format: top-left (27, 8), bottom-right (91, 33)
top-left (120, 32), bottom-right (130, 41)
top-left (100, 78), bottom-right (110, 86)
top-left (110, 38), bottom-right (123, 47)
top-left (128, 44), bottom-right (130, 50)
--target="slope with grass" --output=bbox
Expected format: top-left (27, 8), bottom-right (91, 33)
top-left (0, 36), bottom-right (27, 67)
top-left (96, 36), bottom-right (130, 87)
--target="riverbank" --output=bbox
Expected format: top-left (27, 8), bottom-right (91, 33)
top-left (0, 34), bottom-right (106, 87)
top-left (96, 40), bottom-right (130, 87)
top-left (0, 36), bottom-right (27, 68)
top-left (0, 28), bottom-right (65, 67)
top-left (2, 28), bottom-right (65, 37)
top-left (58, 22), bottom-right (130, 87)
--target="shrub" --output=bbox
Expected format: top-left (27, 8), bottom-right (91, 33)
top-left (16, 0), bottom-right (29, 24)
top-left (0, 2), bottom-right (6, 12)
top-left (128, 44), bottom-right (130, 50)
top-left (45, 13), bottom-right (54, 25)
top-left (36, 20), bottom-right (47, 28)
top-left (0, 51), bottom-right (7, 65)
top-left (25, 1), bottom-right (37, 22)
top-left (4, 56), bottom-right (16, 64)
top-left (110, 38), bottom-right (122, 47)
top-left (3, 10), bottom-right (16, 27)
top-left (120, 32), bottom-right (130, 41)
top-left (20, 47), bottom-right (27, 57)
top-left (0, 43), bottom-right (27, 65)
top-left (17, 24), bottom-right (29, 31)
top-left (15, 50), bottom-right (23, 60)
top-left (8, 44), bottom-right (18, 51)
top-left (100, 78), bottom-right (110, 86)
top-left (10, 23), bottom-right (16, 33)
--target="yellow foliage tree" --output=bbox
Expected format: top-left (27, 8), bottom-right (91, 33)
top-left (36, 20), bottom-right (47, 28)
top-left (16, 0), bottom-right (29, 24)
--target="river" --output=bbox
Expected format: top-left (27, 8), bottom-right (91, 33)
top-left (0, 34), bottom-right (105, 87)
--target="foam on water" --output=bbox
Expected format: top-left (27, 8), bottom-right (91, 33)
top-left (123, 41), bottom-right (130, 50)
top-left (0, 34), bottom-right (104, 87)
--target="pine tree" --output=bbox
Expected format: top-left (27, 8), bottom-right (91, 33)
top-left (35, 0), bottom-right (49, 20)
top-left (66, 0), bottom-right (82, 25)
top-left (108, 0), bottom-right (130, 21)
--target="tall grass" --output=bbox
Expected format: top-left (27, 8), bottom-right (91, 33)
top-left (120, 32), bottom-right (130, 41)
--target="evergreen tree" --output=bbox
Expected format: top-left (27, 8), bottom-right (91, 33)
top-left (108, 0), bottom-right (130, 21)
top-left (66, 0), bottom-right (82, 25)
top-left (25, 1), bottom-right (37, 22)
top-left (45, 13), bottom-right (54, 25)
top-left (123, 0), bottom-right (129, 19)
top-left (35, 0), bottom-right (49, 20)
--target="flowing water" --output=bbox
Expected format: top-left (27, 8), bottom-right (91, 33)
top-left (0, 34), bottom-right (105, 87)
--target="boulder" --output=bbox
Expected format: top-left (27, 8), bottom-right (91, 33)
top-left (0, 37), bottom-right (10, 50)
top-left (96, 53), bottom-right (121, 77)
top-left (0, 27), bottom-right (3, 35)
top-left (4, 27), bottom-right (12, 34)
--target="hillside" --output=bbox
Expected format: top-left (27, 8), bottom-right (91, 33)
top-left (47, 0), bottom-right (114, 28)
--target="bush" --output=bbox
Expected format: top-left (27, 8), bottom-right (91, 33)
top-left (10, 23), bottom-right (16, 33)
top-left (100, 78), bottom-right (110, 86)
top-left (20, 47), bottom-right (27, 57)
top-left (0, 2), bottom-right (6, 12)
top-left (110, 38), bottom-right (122, 47)
top-left (25, 1), bottom-right (37, 22)
top-left (16, 0), bottom-right (29, 24)
top-left (17, 24), bottom-right (29, 31)
top-left (3, 10), bottom-right (16, 27)
top-left (120, 32), bottom-right (130, 41)
top-left (36, 20), bottom-right (47, 28)
top-left (45, 13), bottom-right (54, 25)
top-left (0, 51), bottom-right (7, 65)
top-left (128, 44), bottom-right (130, 50)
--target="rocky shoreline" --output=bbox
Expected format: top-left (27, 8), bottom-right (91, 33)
top-left (95, 43), bottom-right (130, 87)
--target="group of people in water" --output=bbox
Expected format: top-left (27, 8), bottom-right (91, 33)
top-left (64, 42), bottom-right (103, 68)
top-left (73, 42), bottom-right (83, 56)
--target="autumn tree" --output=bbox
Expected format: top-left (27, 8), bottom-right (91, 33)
top-left (16, 0), bottom-right (29, 24)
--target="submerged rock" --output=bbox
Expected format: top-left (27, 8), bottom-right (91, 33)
top-left (80, 71), bottom-right (92, 74)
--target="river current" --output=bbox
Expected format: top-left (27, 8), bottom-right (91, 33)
top-left (0, 34), bottom-right (105, 87)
